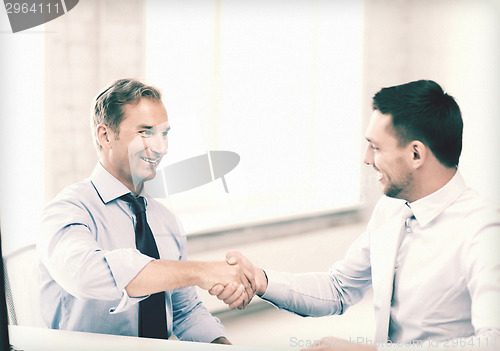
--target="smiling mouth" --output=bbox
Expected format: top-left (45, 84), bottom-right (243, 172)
top-left (140, 156), bottom-right (160, 166)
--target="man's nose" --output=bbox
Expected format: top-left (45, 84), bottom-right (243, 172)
top-left (148, 134), bottom-right (168, 155)
top-left (363, 144), bottom-right (373, 166)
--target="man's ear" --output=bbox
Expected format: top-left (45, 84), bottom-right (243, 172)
top-left (410, 140), bottom-right (427, 169)
top-left (96, 124), bottom-right (112, 149)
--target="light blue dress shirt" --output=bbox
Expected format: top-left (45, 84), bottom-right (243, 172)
top-left (37, 163), bottom-right (225, 342)
top-left (262, 172), bottom-right (500, 346)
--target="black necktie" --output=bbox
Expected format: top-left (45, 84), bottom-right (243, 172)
top-left (120, 193), bottom-right (168, 339)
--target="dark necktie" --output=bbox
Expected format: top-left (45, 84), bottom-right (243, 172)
top-left (120, 193), bottom-right (168, 339)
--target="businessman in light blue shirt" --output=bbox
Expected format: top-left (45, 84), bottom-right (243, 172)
top-left (37, 79), bottom-right (253, 344)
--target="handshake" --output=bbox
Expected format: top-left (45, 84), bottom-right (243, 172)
top-left (199, 251), bottom-right (268, 310)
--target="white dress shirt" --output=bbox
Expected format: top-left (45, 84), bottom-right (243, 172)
top-left (262, 172), bottom-right (500, 346)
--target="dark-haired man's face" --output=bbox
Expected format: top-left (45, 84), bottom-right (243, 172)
top-left (364, 110), bottom-right (415, 200)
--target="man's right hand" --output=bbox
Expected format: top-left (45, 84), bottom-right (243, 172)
top-left (197, 259), bottom-right (255, 293)
top-left (209, 251), bottom-right (268, 309)
top-left (125, 258), bottom-right (256, 300)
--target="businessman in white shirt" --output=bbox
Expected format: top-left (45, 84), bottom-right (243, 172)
top-left (211, 80), bottom-right (500, 350)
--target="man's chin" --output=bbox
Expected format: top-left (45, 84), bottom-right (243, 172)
top-left (385, 187), bottom-right (404, 200)
top-left (133, 170), bottom-right (157, 187)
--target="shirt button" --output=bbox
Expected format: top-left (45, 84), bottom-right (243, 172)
top-left (406, 227), bottom-right (412, 233)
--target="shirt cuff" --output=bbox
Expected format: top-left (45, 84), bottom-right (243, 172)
top-left (109, 289), bottom-right (148, 314)
top-left (104, 248), bottom-right (154, 292)
top-left (260, 269), bottom-right (293, 305)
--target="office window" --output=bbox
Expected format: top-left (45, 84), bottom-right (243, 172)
top-left (148, 0), bottom-right (364, 234)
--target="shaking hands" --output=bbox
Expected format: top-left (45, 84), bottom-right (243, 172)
top-left (207, 251), bottom-right (267, 310)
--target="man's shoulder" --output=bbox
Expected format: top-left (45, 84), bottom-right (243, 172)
top-left (453, 187), bottom-right (500, 225)
top-left (44, 178), bottom-right (96, 210)
top-left (457, 187), bottom-right (499, 209)
top-left (40, 178), bottom-right (101, 232)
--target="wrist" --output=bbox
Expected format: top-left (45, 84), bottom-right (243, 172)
top-left (194, 261), bottom-right (212, 289)
top-left (192, 261), bottom-right (225, 290)
top-left (256, 268), bottom-right (268, 296)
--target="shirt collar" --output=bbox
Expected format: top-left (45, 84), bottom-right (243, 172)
top-left (90, 162), bottom-right (143, 204)
top-left (407, 171), bottom-right (467, 227)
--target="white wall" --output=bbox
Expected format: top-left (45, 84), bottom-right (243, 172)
top-left (146, 0), bottom-right (365, 234)
top-left (1, 0), bottom-right (499, 254)
top-left (0, 17), bottom-right (44, 255)
top-left (360, 0), bottom-right (500, 208)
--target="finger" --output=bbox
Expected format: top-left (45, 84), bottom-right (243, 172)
top-left (225, 250), bottom-right (242, 263)
top-left (226, 256), bottom-right (238, 265)
top-left (227, 297), bottom-right (247, 310)
top-left (238, 290), bottom-right (253, 310)
top-left (242, 278), bottom-right (255, 302)
top-left (229, 290), bottom-right (250, 310)
top-left (222, 284), bottom-right (245, 305)
top-left (225, 251), bottom-right (253, 280)
top-left (243, 267), bottom-right (257, 292)
top-left (222, 284), bottom-right (246, 306)
top-left (229, 297), bottom-right (246, 310)
top-left (239, 266), bottom-right (256, 297)
top-left (208, 284), bottom-right (224, 296)
top-left (215, 282), bottom-right (239, 301)
top-left (232, 254), bottom-right (257, 292)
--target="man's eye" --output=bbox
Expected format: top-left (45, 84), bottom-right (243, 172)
top-left (162, 131), bottom-right (169, 138)
top-left (139, 130), bottom-right (154, 137)
top-left (371, 145), bottom-right (379, 150)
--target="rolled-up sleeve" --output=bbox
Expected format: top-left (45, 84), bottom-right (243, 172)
top-left (105, 248), bottom-right (153, 293)
top-left (38, 198), bottom-right (152, 311)
top-left (105, 249), bottom-right (153, 313)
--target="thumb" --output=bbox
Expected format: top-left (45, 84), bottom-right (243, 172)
top-left (209, 284), bottom-right (224, 296)
top-left (225, 251), bottom-right (239, 265)
top-left (226, 256), bottom-right (237, 265)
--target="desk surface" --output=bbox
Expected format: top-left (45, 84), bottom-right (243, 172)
top-left (9, 325), bottom-right (268, 351)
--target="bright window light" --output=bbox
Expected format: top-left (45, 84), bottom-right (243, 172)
top-left (0, 20), bottom-right (45, 254)
top-left (146, 0), bottom-right (364, 234)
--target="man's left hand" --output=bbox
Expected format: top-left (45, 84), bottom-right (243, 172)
top-left (211, 336), bottom-right (231, 345)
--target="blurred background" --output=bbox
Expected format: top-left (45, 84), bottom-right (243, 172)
top-left (1, 0), bottom-right (499, 349)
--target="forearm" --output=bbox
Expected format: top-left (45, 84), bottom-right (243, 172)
top-left (125, 259), bottom-right (241, 297)
top-left (126, 260), bottom-right (198, 297)
top-left (211, 252), bottom-right (347, 313)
